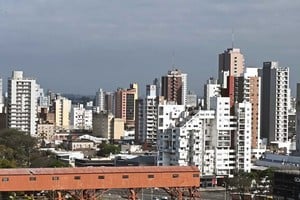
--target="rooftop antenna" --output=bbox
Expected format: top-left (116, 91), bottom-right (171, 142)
top-left (172, 50), bottom-right (176, 69)
top-left (231, 28), bottom-right (235, 49)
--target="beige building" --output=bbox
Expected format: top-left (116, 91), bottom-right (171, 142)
top-left (113, 118), bottom-right (124, 140)
top-left (55, 97), bottom-right (71, 130)
top-left (219, 48), bottom-right (245, 78)
top-left (37, 123), bottom-right (55, 141)
top-left (67, 140), bottom-right (95, 151)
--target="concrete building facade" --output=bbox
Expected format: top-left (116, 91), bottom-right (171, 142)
top-left (161, 69), bottom-right (187, 105)
top-left (114, 84), bottom-right (138, 129)
top-left (95, 88), bottom-right (105, 113)
top-left (210, 97), bottom-right (237, 177)
top-left (204, 77), bottom-right (220, 110)
top-left (243, 68), bottom-right (261, 149)
top-left (92, 111), bottom-right (113, 139)
top-left (235, 102), bottom-right (252, 172)
top-left (296, 83), bottom-right (300, 152)
top-left (261, 61), bottom-right (290, 144)
top-left (54, 96), bottom-right (71, 131)
top-left (70, 104), bottom-right (93, 130)
top-left (219, 48), bottom-right (245, 78)
top-left (7, 71), bottom-right (38, 136)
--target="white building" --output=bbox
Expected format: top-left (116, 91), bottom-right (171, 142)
top-left (95, 88), bottom-right (105, 113)
top-left (0, 77), bottom-right (3, 104)
top-left (210, 97), bottom-right (236, 177)
top-left (296, 83), bottom-right (300, 153)
top-left (70, 104), bottom-right (93, 130)
top-left (144, 85), bottom-right (159, 144)
top-left (204, 77), bottom-right (220, 110)
top-left (261, 62), bottom-right (290, 144)
top-left (235, 102), bottom-right (252, 172)
top-left (157, 102), bottom-right (186, 166)
top-left (0, 77), bottom-right (3, 113)
top-left (7, 71), bottom-right (38, 136)
top-left (181, 73), bottom-right (188, 106)
top-left (243, 68), bottom-right (266, 159)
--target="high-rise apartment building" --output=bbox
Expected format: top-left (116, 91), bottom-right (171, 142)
top-left (219, 48), bottom-right (245, 78)
top-left (204, 77), bottom-right (220, 110)
top-left (210, 97), bottom-right (236, 177)
top-left (161, 69), bottom-right (187, 105)
top-left (157, 102), bottom-right (186, 166)
top-left (135, 79), bottom-right (161, 144)
top-left (70, 104), bottom-right (93, 130)
top-left (157, 108), bottom-right (215, 174)
top-left (145, 84), bottom-right (158, 143)
top-left (261, 61), bottom-right (290, 144)
top-left (54, 96), bottom-right (71, 130)
top-left (0, 77), bottom-right (3, 113)
top-left (95, 88), bottom-right (105, 113)
top-left (92, 111), bottom-right (114, 139)
top-left (243, 68), bottom-right (261, 149)
top-left (219, 48), bottom-right (245, 113)
top-left (7, 71), bottom-right (38, 136)
top-left (105, 92), bottom-right (114, 113)
top-left (296, 83), bottom-right (300, 153)
top-left (114, 83), bottom-right (138, 129)
top-left (0, 77), bottom-right (3, 104)
top-left (235, 102), bottom-right (252, 172)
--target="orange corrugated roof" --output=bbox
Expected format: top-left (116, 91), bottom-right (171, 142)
top-left (0, 166), bottom-right (199, 175)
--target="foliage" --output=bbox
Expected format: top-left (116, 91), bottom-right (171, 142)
top-left (30, 150), bottom-right (70, 168)
top-left (226, 169), bottom-right (275, 199)
top-left (227, 171), bottom-right (253, 200)
top-left (0, 129), bottom-right (37, 167)
top-left (97, 142), bottom-right (121, 157)
top-left (0, 129), bottom-right (69, 168)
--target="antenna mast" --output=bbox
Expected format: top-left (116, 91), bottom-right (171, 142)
top-left (231, 28), bottom-right (235, 49)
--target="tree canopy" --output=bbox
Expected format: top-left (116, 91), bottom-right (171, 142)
top-left (0, 129), bottom-right (69, 168)
top-left (97, 142), bottom-right (121, 157)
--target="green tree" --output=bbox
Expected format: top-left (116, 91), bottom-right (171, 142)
top-left (30, 150), bottom-right (69, 168)
top-left (0, 129), bottom-right (70, 168)
top-left (0, 129), bottom-right (37, 167)
top-left (228, 171), bottom-right (254, 200)
top-left (97, 142), bottom-right (121, 157)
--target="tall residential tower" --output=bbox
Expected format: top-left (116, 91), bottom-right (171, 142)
top-left (7, 71), bottom-right (38, 136)
top-left (261, 61), bottom-right (290, 144)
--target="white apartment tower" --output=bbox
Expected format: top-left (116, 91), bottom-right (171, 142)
top-left (70, 104), bottom-right (93, 130)
top-left (235, 102), bottom-right (252, 172)
top-left (0, 77), bottom-right (3, 104)
top-left (261, 62), bottom-right (290, 144)
top-left (157, 102), bottom-right (186, 166)
top-left (143, 84), bottom-right (159, 144)
top-left (157, 108), bottom-right (215, 173)
top-left (296, 83), bottom-right (300, 153)
top-left (210, 97), bottom-right (236, 177)
top-left (95, 88), bottom-right (105, 113)
top-left (0, 77), bottom-right (3, 113)
top-left (204, 77), bottom-right (220, 110)
top-left (7, 71), bottom-right (38, 136)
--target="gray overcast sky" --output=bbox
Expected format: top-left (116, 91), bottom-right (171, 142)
top-left (0, 0), bottom-right (299, 96)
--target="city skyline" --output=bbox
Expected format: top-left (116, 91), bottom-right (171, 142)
top-left (0, 1), bottom-right (299, 95)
